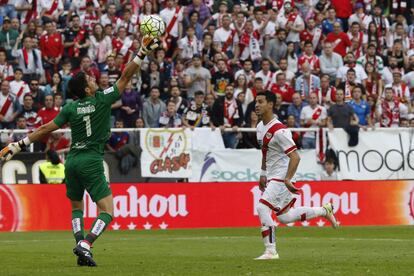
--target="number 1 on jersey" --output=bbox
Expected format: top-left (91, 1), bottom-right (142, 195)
top-left (83, 115), bottom-right (92, 137)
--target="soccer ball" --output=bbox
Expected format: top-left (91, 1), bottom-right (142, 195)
top-left (140, 15), bottom-right (166, 37)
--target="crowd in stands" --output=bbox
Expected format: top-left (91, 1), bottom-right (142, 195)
top-left (0, 0), bottom-right (414, 152)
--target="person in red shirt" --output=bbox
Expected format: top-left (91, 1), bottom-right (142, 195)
top-left (37, 94), bottom-right (60, 149)
top-left (37, 94), bottom-right (59, 125)
top-left (71, 56), bottom-right (100, 81)
top-left (46, 132), bottom-right (70, 153)
top-left (330, 0), bottom-right (353, 31)
top-left (325, 21), bottom-right (352, 57)
top-left (39, 21), bottom-right (64, 81)
top-left (298, 41), bottom-right (320, 75)
top-left (271, 72), bottom-right (295, 104)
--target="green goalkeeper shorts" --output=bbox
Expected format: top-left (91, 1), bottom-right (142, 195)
top-left (65, 154), bottom-right (112, 202)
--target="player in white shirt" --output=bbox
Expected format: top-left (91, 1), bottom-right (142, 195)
top-left (254, 91), bottom-right (338, 260)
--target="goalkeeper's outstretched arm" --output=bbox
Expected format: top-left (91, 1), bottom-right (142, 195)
top-left (0, 120), bottom-right (60, 161)
top-left (116, 35), bottom-right (160, 95)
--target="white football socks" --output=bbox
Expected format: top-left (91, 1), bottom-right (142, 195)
top-left (257, 202), bottom-right (277, 253)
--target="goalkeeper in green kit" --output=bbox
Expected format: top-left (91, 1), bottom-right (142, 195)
top-left (0, 35), bottom-right (160, 267)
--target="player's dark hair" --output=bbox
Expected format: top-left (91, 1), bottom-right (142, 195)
top-left (68, 72), bottom-right (88, 99)
top-left (256, 91), bottom-right (276, 107)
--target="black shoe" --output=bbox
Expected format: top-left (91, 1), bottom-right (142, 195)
top-left (77, 256), bottom-right (88, 266)
top-left (73, 244), bottom-right (97, 267)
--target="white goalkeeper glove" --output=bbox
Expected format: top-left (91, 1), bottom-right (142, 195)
top-left (0, 137), bottom-right (30, 161)
top-left (137, 35), bottom-right (161, 58)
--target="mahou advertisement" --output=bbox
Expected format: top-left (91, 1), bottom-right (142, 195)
top-left (0, 181), bottom-right (413, 232)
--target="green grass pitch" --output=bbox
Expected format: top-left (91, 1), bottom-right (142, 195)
top-left (0, 226), bottom-right (413, 275)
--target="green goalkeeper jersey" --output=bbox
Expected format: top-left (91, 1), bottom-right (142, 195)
top-left (53, 84), bottom-right (120, 157)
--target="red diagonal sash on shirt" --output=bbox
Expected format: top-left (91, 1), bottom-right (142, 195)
top-left (46, 0), bottom-right (59, 16)
top-left (0, 96), bottom-right (13, 116)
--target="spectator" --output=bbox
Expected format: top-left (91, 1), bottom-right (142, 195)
top-left (336, 52), bottom-right (367, 85)
top-left (325, 21), bottom-right (351, 57)
top-left (88, 23), bottom-right (112, 71)
top-left (105, 54), bottom-right (121, 87)
top-left (37, 94), bottom-right (59, 125)
top-left (141, 60), bottom-right (166, 98)
top-left (295, 63), bottom-right (321, 100)
top-left (320, 74), bottom-right (337, 106)
top-left (46, 132), bottom-right (70, 154)
top-left (238, 19), bottom-right (268, 69)
top-left (348, 3), bottom-right (371, 32)
top-left (365, 62), bottom-right (383, 100)
top-left (53, 93), bottom-right (64, 111)
top-left (255, 59), bottom-right (275, 91)
top-left (106, 120), bottom-right (129, 152)
top-left (347, 22), bottom-right (367, 60)
top-left (44, 72), bottom-right (64, 97)
top-left (0, 17), bottom-right (18, 59)
top-left (211, 84), bottom-right (244, 149)
top-left (142, 87), bottom-right (166, 128)
top-left (72, 56), bottom-right (100, 82)
top-left (28, 78), bottom-right (47, 110)
top-left (383, 56), bottom-right (400, 85)
top-left (169, 86), bottom-right (188, 116)
top-left (12, 36), bottom-right (45, 83)
top-left (160, 0), bottom-right (184, 57)
top-left (19, 94), bottom-right (41, 130)
top-left (357, 43), bottom-right (384, 75)
top-left (299, 18), bottom-right (323, 52)
top-left (263, 28), bottom-right (287, 69)
top-left (183, 54), bottom-right (212, 98)
top-left (277, 3), bottom-right (305, 48)
top-left (182, 90), bottom-right (211, 128)
top-left (10, 116), bottom-right (28, 145)
top-left (0, 47), bottom-right (14, 80)
top-left (273, 92), bottom-right (289, 124)
top-left (348, 87), bottom-right (371, 128)
top-left (234, 59), bottom-right (256, 86)
top-left (271, 72), bottom-right (295, 104)
top-left (120, 82), bottom-right (141, 128)
top-left (378, 87), bottom-right (408, 128)
top-left (327, 89), bottom-right (358, 129)
top-left (399, 117), bottom-right (409, 127)
top-left (63, 14), bottom-right (90, 67)
top-left (288, 92), bottom-right (307, 127)
top-left (275, 58), bottom-right (295, 84)
top-left (59, 59), bottom-right (73, 96)
top-left (319, 42), bottom-right (343, 82)
top-left (285, 41), bottom-right (298, 74)
top-left (0, 80), bottom-right (21, 129)
top-left (322, 7), bottom-right (342, 35)
top-left (286, 114), bottom-right (302, 147)
top-left (320, 159), bottom-right (338, 180)
top-left (391, 70), bottom-right (411, 106)
top-left (337, 68), bottom-right (366, 103)
top-left (9, 68), bottom-right (30, 104)
top-left (298, 41), bottom-right (321, 75)
top-left (300, 92), bottom-right (327, 148)
top-left (213, 14), bottom-right (239, 61)
top-left (234, 74), bottom-right (254, 108)
top-left (211, 59), bottom-right (234, 97)
top-left (184, 10), bottom-right (203, 41)
top-left (186, 0), bottom-right (211, 29)
top-left (39, 21), bottom-right (64, 79)
top-left (370, 5), bottom-right (389, 52)
top-left (39, 150), bottom-right (65, 184)
top-left (159, 100), bottom-right (183, 128)
top-left (237, 108), bottom-right (260, 149)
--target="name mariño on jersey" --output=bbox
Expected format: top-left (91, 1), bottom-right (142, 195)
top-left (77, 105), bottom-right (96, 115)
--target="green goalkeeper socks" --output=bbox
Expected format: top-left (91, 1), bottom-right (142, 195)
top-left (71, 209), bottom-right (85, 244)
top-left (85, 212), bottom-right (113, 245)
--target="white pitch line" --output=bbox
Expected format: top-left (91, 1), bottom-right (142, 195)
top-left (0, 236), bottom-right (413, 244)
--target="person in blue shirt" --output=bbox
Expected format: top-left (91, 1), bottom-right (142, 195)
top-left (348, 87), bottom-right (371, 128)
top-left (322, 7), bottom-right (343, 35)
top-left (288, 92), bottom-right (308, 127)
